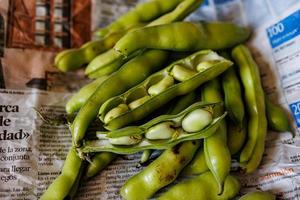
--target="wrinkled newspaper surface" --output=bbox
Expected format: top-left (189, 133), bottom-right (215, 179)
top-left (0, 0), bottom-right (300, 199)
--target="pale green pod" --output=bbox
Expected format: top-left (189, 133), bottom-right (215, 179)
top-left (145, 122), bottom-right (175, 140)
top-left (109, 135), bottom-right (142, 146)
top-left (104, 104), bottom-right (129, 124)
top-left (182, 109), bottom-right (212, 133)
top-left (148, 74), bottom-right (174, 96)
top-left (128, 95), bottom-right (151, 110)
top-left (171, 65), bottom-right (197, 81)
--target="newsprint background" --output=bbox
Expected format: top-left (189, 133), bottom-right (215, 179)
top-left (0, 0), bottom-right (300, 199)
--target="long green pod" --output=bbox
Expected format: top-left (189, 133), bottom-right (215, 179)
top-left (95, 0), bottom-right (184, 37)
top-left (222, 67), bottom-right (245, 126)
top-left (120, 140), bottom-right (200, 200)
top-left (239, 191), bottom-right (276, 200)
top-left (87, 0), bottom-right (203, 77)
top-left (202, 79), bottom-right (231, 194)
top-left (114, 21), bottom-right (250, 57)
top-left (66, 76), bottom-right (108, 114)
top-left (227, 119), bottom-right (247, 155)
top-left (40, 148), bottom-right (83, 200)
top-left (54, 31), bottom-right (125, 72)
top-left (67, 163), bottom-right (85, 200)
top-left (99, 50), bottom-right (232, 130)
top-left (231, 45), bottom-right (267, 172)
top-left (158, 172), bottom-right (241, 200)
top-left (84, 152), bottom-right (117, 179)
top-left (71, 50), bottom-right (169, 147)
top-left (265, 95), bottom-right (292, 133)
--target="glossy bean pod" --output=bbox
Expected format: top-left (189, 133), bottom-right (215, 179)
top-left (120, 140), bottom-right (200, 200)
top-left (99, 50), bottom-right (232, 130)
top-left (79, 102), bottom-right (226, 154)
top-left (66, 76), bottom-right (108, 114)
top-left (227, 118), bottom-right (247, 155)
top-left (114, 21), bottom-right (250, 57)
top-left (158, 172), bottom-right (241, 200)
top-left (40, 148), bottom-right (84, 200)
top-left (95, 0), bottom-right (184, 37)
top-left (54, 31), bottom-right (125, 72)
top-left (87, 0), bottom-right (203, 77)
top-left (232, 45), bottom-right (267, 173)
top-left (71, 50), bottom-right (169, 147)
top-left (239, 191), bottom-right (276, 200)
top-left (201, 79), bottom-right (231, 194)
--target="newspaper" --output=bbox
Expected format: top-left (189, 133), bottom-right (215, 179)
top-left (0, 0), bottom-right (300, 199)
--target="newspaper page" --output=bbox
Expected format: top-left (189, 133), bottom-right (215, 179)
top-left (0, 0), bottom-right (300, 199)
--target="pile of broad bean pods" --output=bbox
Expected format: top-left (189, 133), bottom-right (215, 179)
top-left (41, 0), bottom-right (292, 199)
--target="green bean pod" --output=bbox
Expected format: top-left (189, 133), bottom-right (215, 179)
top-left (181, 146), bottom-right (209, 176)
top-left (120, 140), bottom-right (200, 200)
top-left (79, 102), bottom-right (226, 154)
top-left (158, 172), bottom-right (241, 200)
top-left (54, 31), bottom-right (125, 72)
top-left (99, 50), bottom-right (232, 130)
top-left (239, 191), bottom-right (276, 200)
top-left (265, 95), bottom-right (292, 133)
top-left (201, 79), bottom-right (231, 194)
top-left (84, 152), bottom-right (117, 179)
top-left (66, 76), bottom-right (108, 114)
top-left (95, 0), bottom-right (184, 37)
top-left (227, 119), bottom-right (247, 155)
top-left (222, 67), bottom-right (245, 126)
top-left (40, 148), bottom-right (84, 200)
top-left (87, 0), bottom-right (203, 77)
top-left (71, 50), bottom-right (169, 147)
top-left (114, 21), bottom-right (250, 57)
top-left (231, 45), bottom-right (267, 173)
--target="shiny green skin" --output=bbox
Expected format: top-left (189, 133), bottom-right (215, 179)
top-left (40, 148), bottom-right (83, 200)
top-left (222, 67), bottom-right (245, 127)
top-left (88, 0), bottom-right (203, 78)
top-left (265, 96), bottom-right (292, 133)
top-left (54, 31), bottom-right (124, 72)
top-left (158, 172), bottom-right (241, 200)
top-left (95, 0), bottom-right (184, 37)
top-left (182, 146), bottom-right (209, 176)
top-left (71, 50), bottom-right (169, 147)
top-left (232, 45), bottom-right (267, 173)
top-left (227, 119), bottom-right (247, 155)
top-left (114, 21), bottom-right (250, 57)
top-left (201, 79), bottom-right (231, 194)
top-left (84, 152), bottom-right (117, 179)
top-left (66, 76), bottom-right (108, 114)
top-left (100, 50), bottom-right (232, 130)
top-left (120, 140), bottom-right (200, 200)
top-left (239, 191), bottom-right (276, 200)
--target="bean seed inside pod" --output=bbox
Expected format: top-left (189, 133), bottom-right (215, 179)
top-left (170, 65), bottom-right (197, 82)
top-left (109, 135), bottom-right (142, 146)
top-left (181, 109), bottom-right (212, 133)
top-left (145, 122), bottom-right (175, 140)
top-left (104, 104), bottom-right (129, 124)
top-left (128, 95), bottom-right (151, 110)
top-left (148, 75), bottom-right (174, 96)
top-left (196, 60), bottom-right (220, 72)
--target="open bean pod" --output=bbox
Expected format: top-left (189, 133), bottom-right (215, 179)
top-left (79, 102), bottom-right (226, 155)
top-left (99, 50), bottom-right (232, 130)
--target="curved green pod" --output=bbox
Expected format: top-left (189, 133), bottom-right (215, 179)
top-left (239, 191), bottom-right (276, 200)
top-left (120, 140), bottom-right (200, 200)
top-left (227, 118), bottom-right (247, 155)
top-left (66, 76), bottom-right (109, 114)
top-left (40, 148), bottom-right (84, 200)
top-left (87, 0), bottom-right (203, 77)
top-left (54, 31), bottom-right (124, 72)
top-left (71, 50), bottom-right (169, 147)
top-left (182, 146), bottom-right (209, 176)
top-left (231, 45), bottom-right (267, 173)
top-left (99, 50), bottom-right (232, 130)
top-left (201, 79), bottom-right (231, 194)
top-left (158, 172), bottom-right (241, 200)
top-left (114, 21), bottom-right (250, 57)
top-left (79, 102), bottom-right (226, 154)
top-left (95, 0), bottom-right (184, 37)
